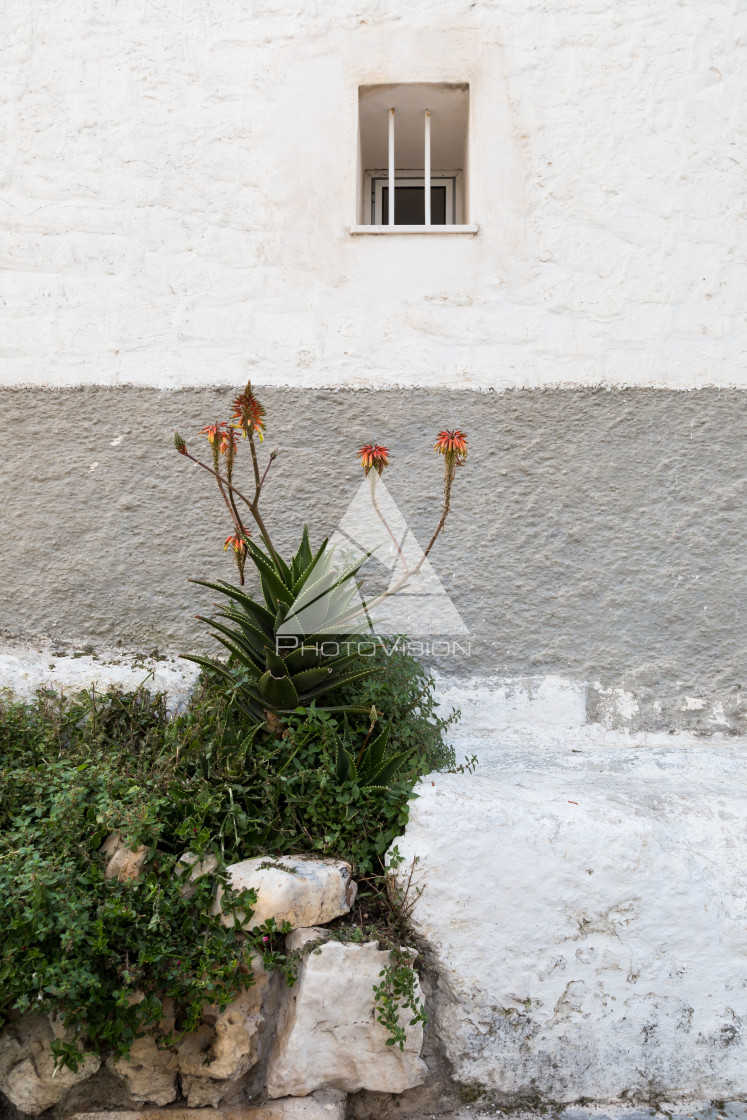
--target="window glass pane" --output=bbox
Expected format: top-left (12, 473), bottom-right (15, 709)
top-left (382, 186), bottom-right (446, 225)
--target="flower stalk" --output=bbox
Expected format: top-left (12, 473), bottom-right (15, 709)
top-left (175, 384), bottom-right (280, 580)
top-left (175, 388), bottom-right (467, 619)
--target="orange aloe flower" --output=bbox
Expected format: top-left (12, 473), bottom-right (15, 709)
top-left (434, 429), bottom-right (468, 463)
top-left (357, 444), bottom-right (390, 476)
top-left (201, 421), bottom-right (229, 446)
top-left (219, 425), bottom-right (237, 457)
top-left (224, 531), bottom-right (250, 555)
top-left (230, 383), bottom-right (266, 440)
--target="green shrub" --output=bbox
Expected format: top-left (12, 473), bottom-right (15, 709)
top-left (0, 648), bottom-right (458, 1061)
top-left (0, 690), bottom-right (290, 1062)
top-left (338, 640), bottom-right (458, 774)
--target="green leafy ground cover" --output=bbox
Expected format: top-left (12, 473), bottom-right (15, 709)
top-left (0, 647), bottom-right (459, 1065)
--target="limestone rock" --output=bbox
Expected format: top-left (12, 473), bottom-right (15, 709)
top-left (214, 856), bottom-right (356, 931)
top-left (107, 1034), bottom-right (177, 1105)
top-left (101, 832), bottom-right (148, 882)
top-left (174, 1023), bottom-right (215, 1078)
top-left (285, 926), bottom-right (331, 953)
top-left (267, 940), bottom-right (426, 1096)
top-left (175, 964), bottom-right (269, 1085)
top-left (260, 1090), bottom-right (346, 1119)
top-left (0, 1014), bottom-right (100, 1115)
top-left (176, 851), bottom-right (219, 898)
top-left (180, 1073), bottom-right (229, 1107)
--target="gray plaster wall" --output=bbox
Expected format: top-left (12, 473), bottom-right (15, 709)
top-left (0, 386), bottom-right (744, 733)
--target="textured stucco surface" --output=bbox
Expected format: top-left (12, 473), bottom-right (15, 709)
top-left (2, 0), bottom-right (746, 390)
top-left (393, 680), bottom-right (747, 1102)
top-left (0, 386), bottom-right (744, 732)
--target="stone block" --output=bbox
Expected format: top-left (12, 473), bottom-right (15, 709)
top-left (101, 832), bottom-right (148, 882)
top-left (107, 1034), bottom-right (177, 1105)
top-left (0, 1014), bottom-right (100, 1115)
top-left (175, 961), bottom-right (270, 1086)
top-left (180, 1073), bottom-right (229, 1107)
top-left (176, 851), bottom-right (219, 898)
top-left (267, 940), bottom-right (426, 1096)
top-left (285, 926), bottom-right (331, 953)
top-left (213, 856), bottom-right (356, 931)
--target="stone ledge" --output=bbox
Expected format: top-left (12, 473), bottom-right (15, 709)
top-left (71, 1094), bottom-right (346, 1120)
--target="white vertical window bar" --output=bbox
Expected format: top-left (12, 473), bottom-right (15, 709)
top-left (388, 107), bottom-right (395, 226)
top-left (424, 109), bottom-right (431, 226)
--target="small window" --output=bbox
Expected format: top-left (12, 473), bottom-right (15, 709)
top-left (356, 83), bottom-right (472, 231)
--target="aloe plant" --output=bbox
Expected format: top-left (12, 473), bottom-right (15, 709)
top-left (335, 718), bottom-right (413, 791)
top-left (183, 528), bottom-right (377, 725)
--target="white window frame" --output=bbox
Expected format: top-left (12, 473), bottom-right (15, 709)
top-left (361, 168), bottom-right (466, 227)
top-left (371, 173), bottom-right (456, 225)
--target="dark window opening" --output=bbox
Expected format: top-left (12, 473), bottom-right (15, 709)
top-left (382, 186), bottom-right (447, 225)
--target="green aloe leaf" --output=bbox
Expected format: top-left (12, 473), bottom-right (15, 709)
top-left (299, 666), bottom-right (381, 702)
top-left (260, 575), bottom-right (279, 613)
top-left (291, 665), bottom-right (334, 692)
top-left (247, 542), bottom-right (294, 605)
top-left (336, 740), bottom-right (358, 782)
top-left (179, 653), bottom-right (236, 685)
top-left (213, 608), bottom-right (270, 648)
top-left (189, 579), bottom-right (275, 629)
top-left (274, 602), bottom-right (290, 631)
top-left (210, 634), bottom-right (261, 673)
top-left (283, 645), bottom-right (322, 674)
top-left (297, 524), bottom-right (313, 570)
top-left (290, 537), bottom-right (329, 598)
top-left (264, 648), bottom-right (288, 675)
top-left (272, 550), bottom-right (293, 587)
top-left (197, 617), bottom-right (264, 666)
top-left (257, 670), bottom-right (299, 709)
top-left (365, 749), bottom-right (413, 788)
top-left (274, 704), bottom-right (372, 716)
top-left (363, 720), bottom-right (391, 775)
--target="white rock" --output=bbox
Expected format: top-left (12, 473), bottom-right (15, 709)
top-left (101, 832), bottom-right (148, 882)
top-left (267, 940), bottom-right (426, 1096)
top-left (213, 856), bottom-right (356, 931)
top-left (391, 740), bottom-right (747, 1102)
top-left (0, 1015), bottom-right (100, 1115)
top-left (108, 1035), bottom-right (177, 1105)
top-left (175, 851), bottom-right (219, 897)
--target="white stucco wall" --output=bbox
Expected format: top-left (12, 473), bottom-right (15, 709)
top-left (2, 0), bottom-right (746, 390)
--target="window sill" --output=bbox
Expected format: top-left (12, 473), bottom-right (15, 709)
top-left (349, 224), bottom-right (478, 235)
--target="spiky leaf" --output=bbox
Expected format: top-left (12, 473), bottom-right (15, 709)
top-left (257, 670), bottom-right (299, 709)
